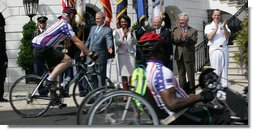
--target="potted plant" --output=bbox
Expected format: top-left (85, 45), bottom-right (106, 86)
top-left (233, 17), bottom-right (248, 79)
top-left (17, 21), bottom-right (36, 74)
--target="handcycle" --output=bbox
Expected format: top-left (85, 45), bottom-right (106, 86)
top-left (77, 68), bottom-right (248, 125)
top-left (77, 85), bottom-right (160, 125)
top-left (9, 60), bottom-right (114, 118)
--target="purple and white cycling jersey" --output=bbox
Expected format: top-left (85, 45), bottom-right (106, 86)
top-left (32, 18), bottom-right (75, 47)
top-left (146, 60), bottom-right (189, 116)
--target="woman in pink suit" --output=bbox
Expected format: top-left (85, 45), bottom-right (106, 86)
top-left (114, 15), bottom-right (136, 94)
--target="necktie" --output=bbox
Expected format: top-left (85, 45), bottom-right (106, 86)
top-left (93, 26), bottom-right (100, 40)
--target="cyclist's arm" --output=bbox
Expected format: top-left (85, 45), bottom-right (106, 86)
top-left (70, 36), bottom-right (91, 55)
top-left (159, 88), bottom-right (202, 112)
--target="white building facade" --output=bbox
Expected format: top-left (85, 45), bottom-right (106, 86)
top-left (0, 0), bottom-right (247, 83)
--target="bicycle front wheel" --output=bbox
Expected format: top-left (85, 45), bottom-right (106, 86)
top-left (9, 75), bottom-right (51, 118)
top-left (85, 90), bottom-right (159, 125)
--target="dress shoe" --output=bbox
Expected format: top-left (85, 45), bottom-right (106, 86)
top-left (0, 98), bottom-right (8, 102)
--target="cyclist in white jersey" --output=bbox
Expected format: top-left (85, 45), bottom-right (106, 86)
top-left (137, 32), bottom-right (231, 125)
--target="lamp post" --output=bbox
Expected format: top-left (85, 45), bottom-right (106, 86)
top-left (23, 0), bottom-right (39, 21)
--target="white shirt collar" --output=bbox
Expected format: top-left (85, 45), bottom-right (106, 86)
top-left (155, 27), bottom-right (161, 34)
top-left (96, 23), bottom-right (106, 32)
top-left (211, 21), bottom-right (222, 26)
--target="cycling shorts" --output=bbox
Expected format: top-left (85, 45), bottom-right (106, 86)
top-left (33, 46), bottom-right (64, 69)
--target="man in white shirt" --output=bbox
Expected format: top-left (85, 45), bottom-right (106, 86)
top-left (204, 9), bottom-right (231, 89)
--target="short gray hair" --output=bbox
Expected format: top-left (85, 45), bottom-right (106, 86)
top-left (96, 11), bottom-right (105, 19)
top-left (178, 13), bottom-right (189, 21)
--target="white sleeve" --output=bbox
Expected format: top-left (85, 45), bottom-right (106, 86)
top-left (204, 24), bottom-right (213, 35)
top-left (160, 67), bottom-right (176, 90)
top-left (66, 23), bottom-right (75, 38)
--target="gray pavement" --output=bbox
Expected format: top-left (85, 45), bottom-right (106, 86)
top-left (0, 81), bottom-right (247, 126)
top-left (0, 106), bottom-right (79, 125)
top-left (0, 83), bottom-right (87, 126)
top-left (0, 91), bottom-right (86, 126)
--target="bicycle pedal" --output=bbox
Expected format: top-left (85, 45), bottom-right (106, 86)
top-left (55, 87), bottom-right (61, 90)
top-left (58, 103), bottom-right (67, 109)
top-left (81, 109), bottom-right (88, 114)
top-left (61, 94), bottom-right (70, 98)
top-left (50, 101), bottom-right (60, 106)
top-left (50, 98), bottom-right (63, 106)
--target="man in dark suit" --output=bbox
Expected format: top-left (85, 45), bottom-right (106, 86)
top-left (135, 19), bottom-right (149, 64)
top-left (152, 16), bottom-right (173, 70)
top-left (0, 28), bottom-right (8, 102)
top-left (173, 13), bottom-right (198, 94)
top-left (85, 11), bottom-right (113, 88)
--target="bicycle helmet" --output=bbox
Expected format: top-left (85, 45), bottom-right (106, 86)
top-left (199, 68), bottom-right (219, 89)
top-left (63, 7), bottom-right (77, 15)
top-left (137, 32), bottom-right (162, 51)
top-left (138, 32), bottom-right (160, 43)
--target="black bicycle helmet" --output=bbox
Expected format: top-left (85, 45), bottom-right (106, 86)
top-left (199, 68), bottom-right (219, 89)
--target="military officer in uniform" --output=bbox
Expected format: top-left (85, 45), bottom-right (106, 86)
top-left (204, 9), bottom-right (231, 89)
top-left (33, 16), bottom-right (49, 96)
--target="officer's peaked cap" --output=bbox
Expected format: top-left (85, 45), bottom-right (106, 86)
top-left (37, 16), bottom-right (48, 21)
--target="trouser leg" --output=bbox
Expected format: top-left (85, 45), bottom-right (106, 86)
top-left (209, 47), bottom-right (228, 88)
top-left (177, 58), bottom-right (187, 92)
top-left (221, 47), bottom-right (228, 88)
top-left (95, 64), bottom-right (107, 87)
top-left (185, 60), bottom-right (195, 94)
top-left (0, 79), bottom-right (4, 98)
top-left (34, 63), bottom-right (49, 95)
top-left (122, 76), bottom-right (129, 90)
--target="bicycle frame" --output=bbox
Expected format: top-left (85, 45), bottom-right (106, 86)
top-left (64, 63), bottom-right (97, 93)
top-left (30, 72), bottom-right (50, 98)
top-left (28, 63), bottom-right (87, 99)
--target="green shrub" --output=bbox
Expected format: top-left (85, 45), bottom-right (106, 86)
top-left (16, 21), bottom-right (36, 72)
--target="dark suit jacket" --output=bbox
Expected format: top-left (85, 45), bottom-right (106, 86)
top-left (153, 27), bottom-right (173, 68)
top-left (85, 25), bottom-right (113, 65)
top-left (173, 26), bottom-right (198, 61)
top-left (0, 44), bottom-right (8, 79)
top-left (154, 27), bottom-right (173, 57)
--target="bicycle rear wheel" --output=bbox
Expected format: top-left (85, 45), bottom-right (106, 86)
top-left (72, 73), bottom-right (114, 107)
top-left (84, 90), bottom-right (159, 125)
top-left (9, 75), bottom-right (51, 118)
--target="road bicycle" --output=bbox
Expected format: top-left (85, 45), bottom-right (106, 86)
top-left (9, 61), bottom-right (114, 118)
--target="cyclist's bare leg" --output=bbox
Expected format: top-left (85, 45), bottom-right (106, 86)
top-left (46, 54), bottom-right (71, 107)
top-left (48, 54), bottom-right (72, 81)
